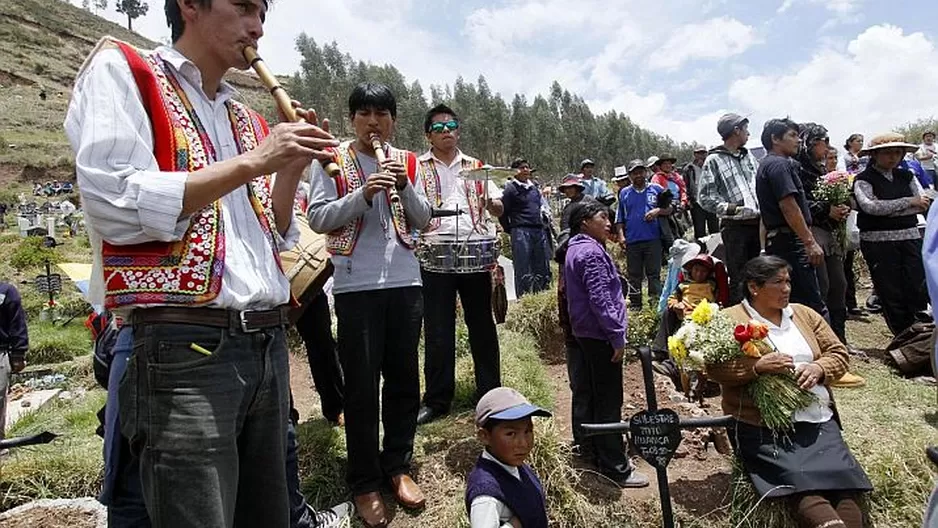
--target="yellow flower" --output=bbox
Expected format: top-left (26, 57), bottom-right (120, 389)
top-left (690, 301), bottom-right (714, 325)
top-left (668, 336), bottom-right (688, 364)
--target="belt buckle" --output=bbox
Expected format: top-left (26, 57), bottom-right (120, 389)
top-left (239, 311), bottom-right (260, 333)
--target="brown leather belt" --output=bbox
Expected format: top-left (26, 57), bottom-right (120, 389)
top-left (131, 306), bottom-right (291, 333)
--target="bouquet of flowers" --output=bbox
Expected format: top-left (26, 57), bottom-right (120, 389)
top-left (668, 303), bottom-right (817, 432)
top-left (733, 320), bottom-right (817, 432)
top-left (813, 171), bottom-right (852, 248)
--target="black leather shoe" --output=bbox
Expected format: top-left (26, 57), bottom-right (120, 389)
top-left (416, 406), bottom-right (444, 425)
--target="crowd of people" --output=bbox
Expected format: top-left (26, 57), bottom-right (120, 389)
top-left (0, 1), bottom-right (930, 528)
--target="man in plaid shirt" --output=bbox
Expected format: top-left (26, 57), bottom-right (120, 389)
top-left (697, 113), bottom-right (762, 304)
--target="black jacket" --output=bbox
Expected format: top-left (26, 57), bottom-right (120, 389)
top-left (0, 283), bottom-right (28, 361)
top-left (796, 150), bottom-right (836, 232)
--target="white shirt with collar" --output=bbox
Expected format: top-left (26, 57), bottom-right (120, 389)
top-left (469, 449), bottom-right (519, 528)
top-left (419, 149), bottom-right (502, 241)
top-left (741, 300), bottom-right (833, 423)
top-left (64, 45), bottom-right (299, 312)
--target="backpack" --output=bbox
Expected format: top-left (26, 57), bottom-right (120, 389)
top-left (86, 311), bottom-right (121, 389)
top-left (885, 322), bottom-right (936, 378)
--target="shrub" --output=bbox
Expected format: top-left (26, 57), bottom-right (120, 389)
top-left (627, 304), bottom-right (661, 350)
top-left (10, 236), bottom-right (62, 271)
top-left (505, 287), bottom-right (565, 364)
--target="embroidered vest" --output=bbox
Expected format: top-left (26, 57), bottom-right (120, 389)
top-left (326, 141), bottom-right (419, 255)
top-left (101, 40), bottom-right (281, 309)
top-left (419, 154), bottom-right (486, 233)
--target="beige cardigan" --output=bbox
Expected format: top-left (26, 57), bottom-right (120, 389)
top-left (706, 303), bottom-right (850, 427)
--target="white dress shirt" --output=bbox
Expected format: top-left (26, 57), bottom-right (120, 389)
top-left (419, 150), bottom-right (502, 242)
top-left (64, 44), bottom-right (298, 312)
top-left (469, 450), bottom-right (519, 528)
top-left (741, 300), bottom-right (833, 423)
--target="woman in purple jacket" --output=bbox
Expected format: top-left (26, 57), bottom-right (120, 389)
top-left (563, 202), bottom-right (649, 488)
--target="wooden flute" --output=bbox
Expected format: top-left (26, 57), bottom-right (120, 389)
top-left (243, 46), bottom-right (340, 178)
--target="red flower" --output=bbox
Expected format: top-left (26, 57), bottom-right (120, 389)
top-left (734, 324), bottom-right (752, 343)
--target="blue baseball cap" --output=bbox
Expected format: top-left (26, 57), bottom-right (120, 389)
top-left (475, 387), bottom-right (552, 427)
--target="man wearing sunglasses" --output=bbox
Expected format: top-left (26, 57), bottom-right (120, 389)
top-left (416, 104), bottom-right (504, 425)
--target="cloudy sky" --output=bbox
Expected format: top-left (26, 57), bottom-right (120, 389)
top-left (77, 0), bottom-right (938, 149)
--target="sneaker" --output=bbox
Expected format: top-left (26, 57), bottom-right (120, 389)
top-left (604, 469), bottom-right (651, 488)
top-left (312, 501), bottom-right (355, 528)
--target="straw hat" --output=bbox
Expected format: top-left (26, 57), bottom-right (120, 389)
top-left (859, 133), bottom-right (918, 156)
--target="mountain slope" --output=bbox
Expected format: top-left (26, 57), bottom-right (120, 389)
top-left (0, 0), bottom-right (273, 183)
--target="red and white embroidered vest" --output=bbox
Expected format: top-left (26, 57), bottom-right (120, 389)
top-left (420, 154), bottom-right (487, 233)
top-left (326, 141), bottom-right (419, 256)
top-left (100, 40), bottom-right (282, 309)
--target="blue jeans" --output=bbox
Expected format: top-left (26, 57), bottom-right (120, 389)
top-left (510, 226), bottom-right (552, 297)
top-left (118, 322), bottom-right (291, 527)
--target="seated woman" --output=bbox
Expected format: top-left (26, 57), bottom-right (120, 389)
top-left (708, 255), bottom-right (873, 528)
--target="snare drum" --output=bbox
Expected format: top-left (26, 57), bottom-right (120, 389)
top-left (417, 238), bottom-right (500, 274)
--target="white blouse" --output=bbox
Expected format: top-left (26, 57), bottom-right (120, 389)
top-left (742, 300), bottom-right (833, 423)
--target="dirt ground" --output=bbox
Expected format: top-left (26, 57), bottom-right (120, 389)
top-left (546, 360), bottom-right (734, 516)
top-left (2, 507), bottom-right (99, 528)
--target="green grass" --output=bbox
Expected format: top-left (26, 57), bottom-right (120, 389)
top-left (27, 320), bottom-right (92, 364)
top-left (0, 389), bottom-right (106, 509)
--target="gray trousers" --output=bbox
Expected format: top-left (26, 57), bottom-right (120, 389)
top-left (119, 323), bottom-right (291, 528)
top-left (0, 353), bottom-right (9, 441)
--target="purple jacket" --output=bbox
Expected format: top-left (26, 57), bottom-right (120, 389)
top-left (563, 234), bottom-right (627, 349)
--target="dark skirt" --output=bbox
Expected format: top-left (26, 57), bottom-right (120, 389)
top-left (729, 419), bottom-right (873, 498)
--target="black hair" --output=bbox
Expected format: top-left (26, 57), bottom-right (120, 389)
top-left (568, 201), bottom-right (607, 236)
top-left (739, 255), bottom-right (791, 301)
top-left (482, 418), bottom-right (506, 432)
top-left (424, 104), bottom-right (458, 133)
top-left (510, 157), bottom-right (528, 169)
top-left (166, 0), bottom-right (270, 43)
top-left (761, 118), bottom-right (799, 151)
top-left (844, 133), bottom-right (863, 150)
top-left (348, 82), bottom-right (397, 119)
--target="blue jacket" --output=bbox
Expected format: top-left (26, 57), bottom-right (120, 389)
top-left (564, 234), bottom-right (627, 349)
top-left (501, 180), bottom-right (544, 231)
top-left (0, 282), bottom-right (28, 361)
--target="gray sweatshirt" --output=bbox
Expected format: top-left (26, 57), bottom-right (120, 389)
top-left (307, 149), bottom-right (432, 295)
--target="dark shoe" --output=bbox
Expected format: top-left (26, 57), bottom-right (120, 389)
top-left (604, 469), bottom-right (650, 488)
top-left (390, 474), bottom-right (426, 509)
top-left (847, 306), bottom-right (866, 317)
top-left (652, 360), bottom-right (682, 391)
top-left (312, 500), bottom-right (355, 528)
top-left (865, 295), bottom-right (883, 314)
top-left (353, 492), bottom-right (387, 528)
top-left (416, 406), bottom-right (444, 425)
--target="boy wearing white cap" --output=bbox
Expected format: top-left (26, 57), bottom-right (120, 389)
top-left (466, 387), bottom-right (552, 528)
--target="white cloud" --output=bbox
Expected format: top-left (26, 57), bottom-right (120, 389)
top-left (778, 0), bottom-right (862, 15)
top-left (646, 17), bottom-right (758, 71)
top-left (728, 24), bottom-right (938, 149)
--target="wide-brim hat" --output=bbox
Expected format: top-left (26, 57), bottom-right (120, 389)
top-left (580, 158), bottom-right (595, 168)
top-left (859, 133), bottom-right (919, 156)
top-left (693, 145), bottom-right (708, 153)
top-left (558, 174), bottom-right (585, 189)
top-left (627, 159), bottom-right (647, 173)
top-left (658, 153), bottom-right (678, 164)
top-left (645, 156), bottom-right (660, 168)
top-left (682, 253), bottom-right (715, 273)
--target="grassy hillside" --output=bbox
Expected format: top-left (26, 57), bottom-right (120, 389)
top-left (0, 0), bottom-right (275, 182)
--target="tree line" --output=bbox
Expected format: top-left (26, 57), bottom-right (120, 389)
top-left (287, 34), bottom-right (701, 184)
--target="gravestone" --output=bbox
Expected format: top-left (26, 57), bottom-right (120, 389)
top-left (629, 408), bottom-right (682, 469)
